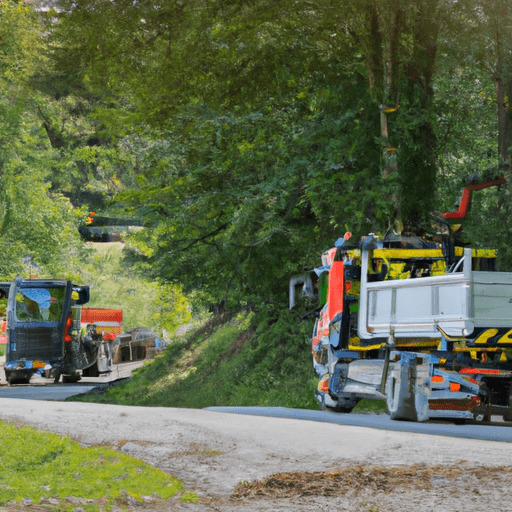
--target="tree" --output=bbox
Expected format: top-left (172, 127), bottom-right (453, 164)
top-left (434, 0), bottom-right (512, 268)
top-left (0, 2), bottom-right (85, 279)
top-left (350, 0), bottom-right (441, 232)
top-left (48, 0), bottom-right (512, 305)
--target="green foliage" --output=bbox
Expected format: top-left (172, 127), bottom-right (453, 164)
top-left (80, 242), bottom-right (191, 335)
top-left (0, 166), bottom-right (84, 279)
top-left (118, 72), bottom-right (391, 306)
top-left (0, 420), bottom-right (192, 508)
top-left (71, 306), bottom-right (318, 411)
top-left (50, 0), bottom-right (402, 306)
top-left (459, 187), bottom-right (512, 271)
top-left (353, 399), bottom-right (387, 415)
top-left (0, 2), bottom-right (89, 281)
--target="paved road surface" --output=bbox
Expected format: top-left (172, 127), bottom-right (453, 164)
top-left (207, 406), bottom-right (512, 443)
top-left (0, 354), bottom-right (510, 443)
top-left (0, 359), bottom-right (145, 400)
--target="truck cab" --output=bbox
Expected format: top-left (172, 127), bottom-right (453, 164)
top-left (4, 277), bottom-right (98, 384)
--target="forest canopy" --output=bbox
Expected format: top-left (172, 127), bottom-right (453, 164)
top-left (1, 0), bottom-right (512, 310)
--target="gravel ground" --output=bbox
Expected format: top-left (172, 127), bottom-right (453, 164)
top-left (0, 398), bottom-right (511, 511)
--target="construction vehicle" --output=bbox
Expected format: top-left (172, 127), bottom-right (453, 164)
top-left (79, 308), bottom-right (123, 377)
top-left (81, 308), bottom-right (123, 340)
top-left (3, 277), bottom-right (116, 384)
top-left (291, 176), bottom-right (512, 422)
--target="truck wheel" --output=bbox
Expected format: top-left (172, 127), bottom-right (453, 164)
top-left (63, 372), bottom-right (81, 383)
top-left (335, 396), bottom-right (360, 413)
top-left (83, 362), bottom-right (99, 378)
top-left (322, 401), bottom-right (359, 413)
top-left (320, 391), bottom-right (359, 413)
top-left (5, 370), bottom-right (31, 385)
top-left (386, 357), bottom-right (417, 421)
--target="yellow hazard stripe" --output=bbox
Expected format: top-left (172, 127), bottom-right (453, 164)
top-left (373, 249), bottom-right (444, 259)
top-left (349, 343), bottom-right (385, 351)
top-left (474, 328), bottom-right (499, 344)
top-left (348, 339), bottom-right (439, 351)
top-left (371, 248), bottom-right (497, 259)
top-left (338, 247), bottom-right (496, 260)
top-left (454, 347), bottom-right (501, 352)
top-left (348, 337), bottom-right (384, 351)
top-left (454, 248), bottom-right (497, 258)
top-left (498, 329), bottom-right (512, 344)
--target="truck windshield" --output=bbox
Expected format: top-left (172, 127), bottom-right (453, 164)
top-left (15, 287), bottom-right (65, 322)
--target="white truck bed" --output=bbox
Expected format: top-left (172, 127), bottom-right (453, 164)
top-left (358, 248), bottom-right (512, 339)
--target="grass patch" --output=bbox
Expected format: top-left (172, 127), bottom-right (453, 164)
top-left (70, 307), bottom-right (319, 410)
top-left (0, 343), bottom-right (5, 357)
top-left (353, 399), bottom-right (387, 414)
top-left (69, 305), bottom-right (387, 415)
top-left (0, 420), bottom-right (195, 509)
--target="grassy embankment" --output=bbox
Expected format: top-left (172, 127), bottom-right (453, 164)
top-left (0, 421), bottom-right (196, 509)
top-left (69, 306), bottom-right (387, 414)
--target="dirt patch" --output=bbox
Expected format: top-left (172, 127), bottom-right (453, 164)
top-left (232, 463), bottom-right (512, 498)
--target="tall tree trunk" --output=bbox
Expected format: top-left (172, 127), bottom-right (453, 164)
top-left (495, 36), bottom-right (512, 181)
top-left (364, 0), bottom-right (440, 234)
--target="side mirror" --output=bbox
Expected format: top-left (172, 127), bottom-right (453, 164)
top-left (74, 286), bottom-right (90, 305)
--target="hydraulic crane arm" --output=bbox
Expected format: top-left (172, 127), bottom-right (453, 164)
top-left (443, 176), bottom-right (506, 220)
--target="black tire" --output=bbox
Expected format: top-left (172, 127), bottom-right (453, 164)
top-left (320, 395), bottom-right (359, 413)
top-left (335, 396), bottom-right (360, 413)
top-left (62, 372), bottom-right (81, 383)
top-left (386, 358), bottom-right (417, 421)
top-left (82, 362), bottom-right (99, 378)
top-left (5, 370), bottom-right (32, 385)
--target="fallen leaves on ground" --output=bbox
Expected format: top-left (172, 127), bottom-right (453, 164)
top-left (232, 464), bottom-right (512, 499)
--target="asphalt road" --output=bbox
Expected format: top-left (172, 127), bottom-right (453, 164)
top-left (206, 406), bottom-right (512, 443)
top-left (0, 359), bottom-right (145, 400)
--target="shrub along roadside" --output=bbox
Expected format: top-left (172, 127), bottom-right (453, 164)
top-left (0, 420), bottom-right (196, 509)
